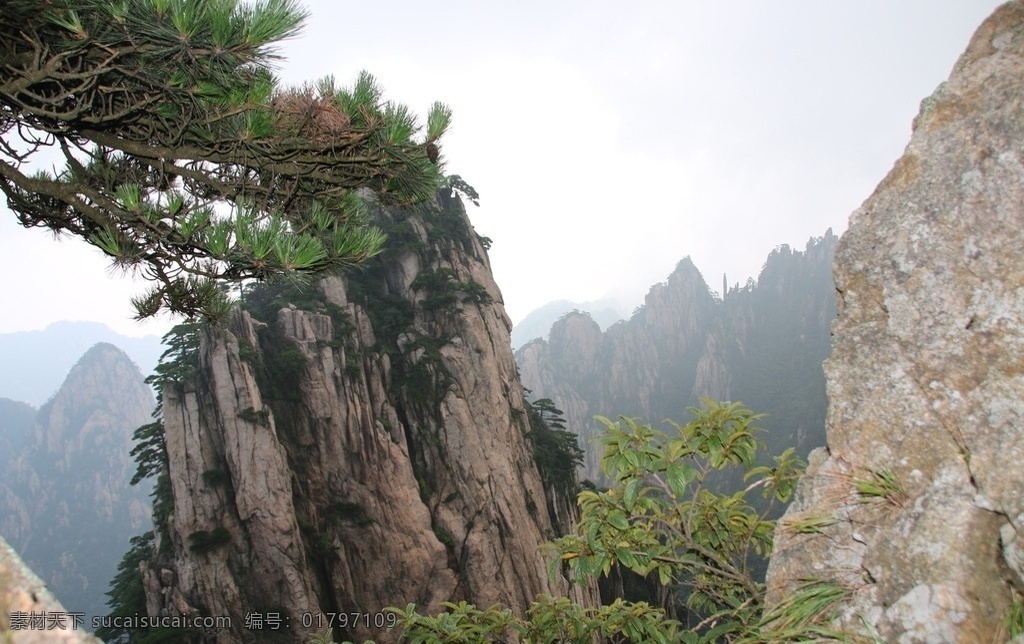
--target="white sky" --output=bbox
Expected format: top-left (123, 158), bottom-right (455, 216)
top-left (0, 1), bottom-right (1003, 338)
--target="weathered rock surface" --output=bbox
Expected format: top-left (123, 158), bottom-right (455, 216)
top-left (766, 3), bottom-right (1024, 641)
top-left (0, 343), bottom-right (155, 628)
top-left (144, 192), bottom-right (596, 643)
top-left (517, 234), bottom-right (837, 482)
top-left (0, 536), bottom-right (102, 643)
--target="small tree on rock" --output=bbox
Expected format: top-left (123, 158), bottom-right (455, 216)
top-left (385, 401), bottom-right (854, 643)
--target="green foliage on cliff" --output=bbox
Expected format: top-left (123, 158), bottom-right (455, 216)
top-left (241, 280), bottom-right (336, 322)
top-left (188, 527), bottom-right (233, 554)
top-left (102, 324), bottom-right (204, 641)
top-left (2, 0), bottom-right (451, 320)
top-left (382, 401), bottom-right (852, 643)
top-left (129, 323), bottom-right (203, 541)
top-left (324, 501), bottom-right (373, 527)
top-left (263, 345), bottom-right (308, 401)
top-left (95, 532), bottom-right (152, 642)
top-left (525, 396), bottom-right (585, 497)
top-left (96, 532), bottom-right (186, 643)
top-left (1005, 596), bottom-right (1024, 638)
top-left (142, 323), bottom-right (203, 398)
top-left (412, 268), bottom-right (493, 310)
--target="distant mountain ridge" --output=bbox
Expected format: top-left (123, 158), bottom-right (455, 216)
top-left (511, 299), bottom-right (624, 350)
top-left (0, 342), bottom-right (155, 627)
top-left (516, 230), bottom-right (838, 482)
top-left (0, 321), bottom-right (164, 406)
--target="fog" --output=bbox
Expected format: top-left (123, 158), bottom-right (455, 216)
top-left (0, 1), bottom-right (1001, 336)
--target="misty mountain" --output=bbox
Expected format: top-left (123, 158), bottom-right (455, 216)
top-left (0, 343), bottom-right (155, 627)
top-left (0, 397), bottom-right (35, 461)
top-left (0, 321), bottom-right (164, 406)
top-left (517, 230), bottom-right (837, 482)
top-left (512, 299), bottom-right (624, 350)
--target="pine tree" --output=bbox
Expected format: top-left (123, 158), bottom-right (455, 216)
top-left (525, 395), bottom-right (585, 496)
top-left (0, 0), bottom-right (452, 320)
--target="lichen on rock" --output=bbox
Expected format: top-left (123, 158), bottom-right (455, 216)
top-left (766, 3), bottom-right (1024, 641)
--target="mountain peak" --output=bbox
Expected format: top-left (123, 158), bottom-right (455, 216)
top-left (37, 342), bottom-right (154, 453)
top-left (0, 324), bottom-right (163, 406)
top-left (1, 342), bottom-right (155, 626)
top-left (517, 230), bottom-right (837, 482)
top-left (46, 342), bottom-right (147, 407)
top-left (71, 341), bottom-right (139, 374)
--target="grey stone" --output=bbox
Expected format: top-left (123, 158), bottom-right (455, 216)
top-left (765, 3), bottom-right (1024, 641)
top-left (0, 537), bottom-right (102, 643)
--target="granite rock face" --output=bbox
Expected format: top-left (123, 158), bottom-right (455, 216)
top-left (143, 192), bottom-right (595, 643)
top-left (0, 537), bottom-right (102, 643)
top-left (766, 3), bottom-right (1024, 641)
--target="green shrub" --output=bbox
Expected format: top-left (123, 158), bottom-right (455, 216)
top-left (237, 407), bottom-right (270, 424)
top-left (524, 397), bottom-right (584, 498)
top-left (188, 527), bottom-right (232, 554)
top-left (202, 468), bottom-right (230, 487)
top-left (391, 401), bottom-right (857, 642)
top-left (325, 501), bottom-right (373, 527)
top-left (433, 525), bottom-right (455, 549)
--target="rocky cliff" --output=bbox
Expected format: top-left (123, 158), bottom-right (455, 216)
top-left (0, 343), bottom-right (155, 627)
top-left (517, 232), bottom-right (837, 482)
top-left (765, 3), bottom-right (1024, 641)
top-left (140, 191), bottom-right (595, 643)
top-left (1, 536), bottom-right (102, 643)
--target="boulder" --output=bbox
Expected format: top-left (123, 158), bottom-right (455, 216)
top-left (766, 3), bottom-right (1024, 641)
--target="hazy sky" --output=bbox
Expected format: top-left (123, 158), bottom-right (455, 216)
top-left (0, 1), bottom-right (1004, 338)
